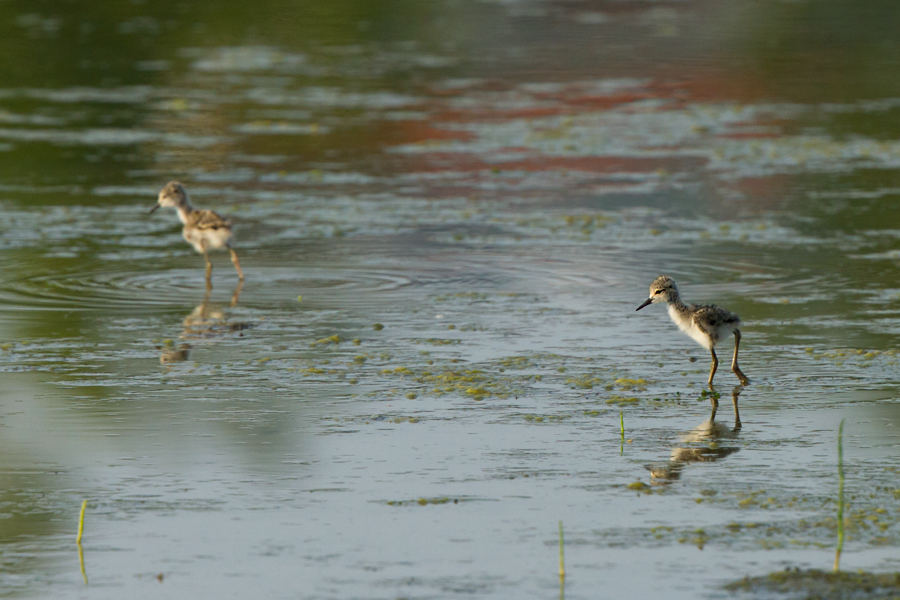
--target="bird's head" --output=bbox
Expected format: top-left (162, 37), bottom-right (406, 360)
top-left (636, 275), bottom-right (679, 311)
top-left (150, 180), bottom-right (189, 214)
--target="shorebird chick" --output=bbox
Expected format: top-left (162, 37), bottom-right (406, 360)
top-left (636, 276), bottom-right (749, 387)
top-left (149, 181), bottom-right (244, 284)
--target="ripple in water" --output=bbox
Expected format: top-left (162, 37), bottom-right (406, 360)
top-left (0, 266), bottom-right (421, 312)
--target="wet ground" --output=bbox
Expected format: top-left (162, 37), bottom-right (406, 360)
top-left (2, 1), bottom-right (900, 598)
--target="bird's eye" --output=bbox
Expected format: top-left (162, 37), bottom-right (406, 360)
top-left (654, 290), bottom-right (663, 295)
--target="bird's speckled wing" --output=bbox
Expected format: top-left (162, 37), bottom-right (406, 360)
top-left (691, 304), bottom-right (740, 339)
top-left (188, 209), bottom-right (231, 230)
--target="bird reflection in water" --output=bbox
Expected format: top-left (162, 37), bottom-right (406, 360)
top-left (648, 386), bottom-right (743, 483)
top-left (156, 281), bottom-right (249, 364)
top-left (158, 342), bottom-right (191, 364)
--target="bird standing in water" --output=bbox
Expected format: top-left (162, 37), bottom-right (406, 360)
top-left (149, 181), bottom-right (244, 286)
top-left (636, 276), bottom-right (749, 387)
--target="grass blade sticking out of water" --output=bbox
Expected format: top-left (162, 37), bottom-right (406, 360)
top-left (76, 499), bottom-right (87, 544)
top-left (559, 520), bottom-right (565, 599)
top-left (834, 420), bottom-right (845, 572)
top-left (620, 411), bottom-right (624, 456)
top-left (77, 499), bottom-right (88, 584)
top-left (558, 521), bottom-right (565, 578)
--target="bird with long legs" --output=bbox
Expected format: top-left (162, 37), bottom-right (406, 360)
top-left (149, 181), bottom-right (244, 288)
top-left (636, 276), bottom-right (749, 387)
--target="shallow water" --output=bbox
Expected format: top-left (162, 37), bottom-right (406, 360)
top-left (2, 1), bottom-right (900, 598)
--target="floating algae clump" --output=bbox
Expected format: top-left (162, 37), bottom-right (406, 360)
top-left (376, 364), bottom-right (526, 399)
top-left (605, 396), bottom-right (640, 406)
top-left (565, 374), bottom-right (603, 389)
top-left (387, 497), bottom-right (455, 506)
top-left (311, 334), bottom-right (341, 346)
top-left (422, 338), bottom-right (460, 345)
top-left (523, 414), bottom-right (570, 423)
top-left (614, 378), bottom-right (649, 391)
top-left (725, 569), bottom-right (900, 599)
top-left (498, 356), bottom-right (536, 369)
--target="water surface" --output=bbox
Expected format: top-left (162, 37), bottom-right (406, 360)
top-left (2, 1), bottom-right (900, 598)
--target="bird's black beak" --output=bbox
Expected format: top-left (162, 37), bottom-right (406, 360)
top-left (636, 297), bottom-right (653, 311)
top-left (148, 204), bottom-right (160, 215)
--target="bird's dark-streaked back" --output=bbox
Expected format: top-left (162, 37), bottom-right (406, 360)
top-left (186, 209), bottom-right (231, 231)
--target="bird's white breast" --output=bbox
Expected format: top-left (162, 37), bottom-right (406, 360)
top-left (183, 226), bottom-right (232, 253)
top-left (667, 304), bottom-right (714, 350)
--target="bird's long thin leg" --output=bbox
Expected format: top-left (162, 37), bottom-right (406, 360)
top-left (201, 284), bottom-right (211, 310)
top-left (708, 348), bottom-right (718, 387)
top-left (731, 386), bottom-right (742, 430)
top-left (229, 247), bottom-right (244, 281)
top-left (203, 251), bottom-right (213, 289)
top-left (732, 329), bottom-right (750, 386)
